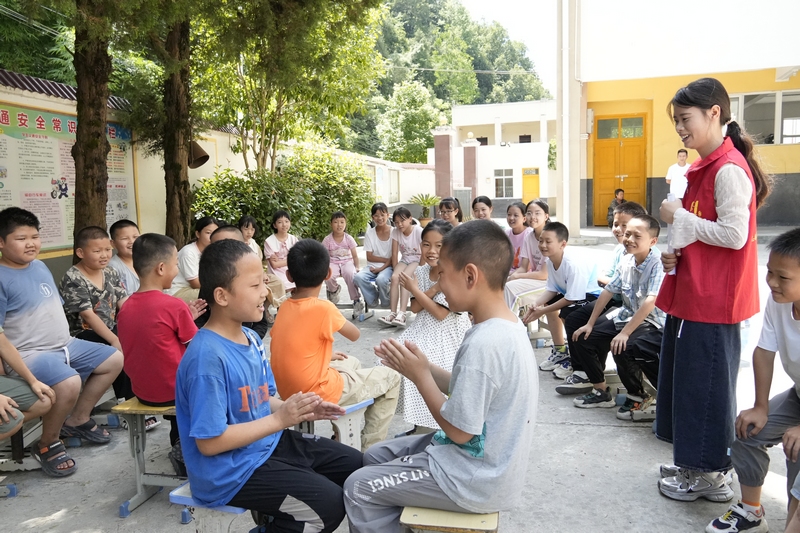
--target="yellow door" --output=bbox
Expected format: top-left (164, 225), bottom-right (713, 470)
top-left (522, 167), bottom-right (540, 204)
top-left (593, 115), bottom-right (646, 226)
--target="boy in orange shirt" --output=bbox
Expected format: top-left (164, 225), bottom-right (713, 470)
top-left (270, 239), bottom-right (400, 450)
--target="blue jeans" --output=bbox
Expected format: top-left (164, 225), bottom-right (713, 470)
top-left (353, 267), bottom-right (393, 308)
top-left (656, 315), bottom-right (741, 472)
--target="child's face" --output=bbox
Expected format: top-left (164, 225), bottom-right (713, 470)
top-left (439, 205), bottom-right (458, 224)
top-left (394, 216), bottom-right (412, 233)
top-left (506, 206), bottom-right (524, 229)
top-left (526, 204), bottom-right (548, 230)
top-left (161, 248), bottom-right (180, 288)
top-left (436, 252), bottom-right (466, 313)
top-left (615, 191), bottom-right (625, 201)
top-left (219, 253), bottom-right (269, 323)
top-left (240, 223), bottom-right (255, 243)
top-left (372, 210), bottom-right (389, 227)
top-left (538, 230), bottom-right (565, 258)
top-left (421, 230), bottom-right (444, 266)
top-left (196, 224), bottom-right (218, 248)
top-left (77, 238), bottom-right (113, 270)
top-left (273, 216), bottom-right (291, 235)
top-left (112, 226), bottom-right (140, 259)
top-left (0, 225), bottom-right (41, 267)
top-left (766, 251), bottom-right (800, 306)
top-left (622, 219), bottom-right (655, 257)
top-left (612, 213), bottom-right (632, 244)
top-left (331, 217), bottom-right (347, 235)
top-left (472, 202), bottom-right (492, 220)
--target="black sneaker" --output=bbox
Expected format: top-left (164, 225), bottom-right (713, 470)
top-left (573, 387), bottom-right (615, 408)
top-left (555, 372), bottom-right (593, 395)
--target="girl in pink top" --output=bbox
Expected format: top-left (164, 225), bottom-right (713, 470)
top-left (505, 201), bottom-right (533, 275)
top-left (379, 207), bottom-right (422, 328)
top-left (263, 210), bottom-right (299, 292)
top-left (322, 211), bottom-right (360, 305)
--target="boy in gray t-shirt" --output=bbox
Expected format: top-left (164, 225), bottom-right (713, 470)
top-left (344, 220), bottom-right (539, 532)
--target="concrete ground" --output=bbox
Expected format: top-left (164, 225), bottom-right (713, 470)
top-left (2, 234), bottom-right (797, 532)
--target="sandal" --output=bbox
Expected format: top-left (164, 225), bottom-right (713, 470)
top-left (392, 313), bottom-right (407, 327)
top-left (32, 440), bottom-right (77, 477)
top-left (378, 312), bottom-right (397, 326)
top-left (60, 418), bottom-right (111, 444)
top-left (145, 416), bottom-right (161, 431)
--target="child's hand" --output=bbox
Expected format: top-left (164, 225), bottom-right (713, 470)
top-left (189, 299), bottom-right (208, 320)
top-left (736, 406), bottom-right (768, 440)
top-left (398, 271), bottom-right (416, 293)
top-left (276, 392), bottom-right (322, 428)
top-left (331, 351), bottom-right (348, 361)
top-left (522, 306), bottom-right (544, 324)
top-left (369, 266), bottom-right (379, 274)
top-left (785, 425), bottom-right (800, 463)
top-left (0, 394), bottom-right (19, 424)
top-left (374, 339), bottom-right (429, 383)
top-left (659, 199), bottom-right (682, 224)
top-left (310, 401), bottom-right (346, 421)
top-left (610, 332), bottom-right (629, 354)
top-left (661, 251), bottom-right (680, 273)
top-left (111, 339), bottom-right (123, 353)
top-left (30, 380), bottom-right (56, 402)
top-left (572, 324), bottom-right (593, 342)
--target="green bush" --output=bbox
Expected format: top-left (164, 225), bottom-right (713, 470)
top-left (192, 144), bottom-right (373, 244)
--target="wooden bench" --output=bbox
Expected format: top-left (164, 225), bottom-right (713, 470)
top-left (400, 506), bottom-right (499, 533)
top-left (112, 397), bottom-right (186, 518)
top-left (294, 398), bottom-right (374, 451)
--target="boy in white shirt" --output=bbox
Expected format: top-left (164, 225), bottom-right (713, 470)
top-left (665, 148), bottom-right (690, 199)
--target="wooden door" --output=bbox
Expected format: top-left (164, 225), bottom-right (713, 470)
top-left (592, 115), bottom-right (646, 226)
top-left (522, 167), bottom-right (540, 203)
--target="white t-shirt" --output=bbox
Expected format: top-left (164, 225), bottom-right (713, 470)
top-left (168, 242), bottom-right (201, 295)
top-left (391, 225), bottom-right (423, 264)
top-left (758, 297), bottom-right (800, 394)
top-left (666, 162), bottom-right (690, 199)
top-left (545, 248), bottom-right (602, 301)
top-left (363, 227), bottom-right (392, 270)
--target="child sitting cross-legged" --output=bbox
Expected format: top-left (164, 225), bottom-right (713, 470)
top-left (567, 215), bottom-right (665, 412)
top-left (175, 239), bottom-right (363, 531)
top-left (343, 220), bottom-right (539, 532)
top-left (322, 211), bottom-right (365, 317)
top-left (271, 239), bottom-right (401, 450)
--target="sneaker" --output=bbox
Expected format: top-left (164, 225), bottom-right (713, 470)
top-left (555, 372), bottom-right (593, 395)
top-left (539, 345), bottom-right (569, 371)
top-left (706, 503), bottom-right (768, 533)
top-left (327, 285), bottom-right (341, 305)
top-left (630, 396), bottom-right (657, 421)
top-left (352, 299), bottom-right (365, 319)
top-left (616, 397), bottom-right (638, 420)
top-left (658, 469), bottom-right (735, 502)
top-left (378, 312), bottom-right (397, 326)
top-left (660, 465), bottom-right (734, 485)
top-left (392, 312), bottom-right (407, 327)
top-left (573, 387), bottom-right (616, 408)
top-left (552, 358), bottom-right (573, 379)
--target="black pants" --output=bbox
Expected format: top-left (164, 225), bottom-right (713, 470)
top-left (75, 329), bottom-right (133, 400)
top-left (137, 397), bottom-right (179, 447)
top-left (563, 298), bottom-right (614, 373)
top-left (228, 430), bottom-right (363, 533)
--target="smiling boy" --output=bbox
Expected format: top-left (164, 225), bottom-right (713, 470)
top-left (108, 219), bottom-right (140, 295)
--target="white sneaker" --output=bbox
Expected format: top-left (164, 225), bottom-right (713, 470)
top-left (706, 503), bottom-right (768, 533)
top-left (552, 359), bottom-right (573, 379)
top-left (539, 346), bottom-right (569, 371)
top-left (660, 465), bottom-right (733, 485)
top-left (352, 299), bottom-right (364, 319)
top-left (327, 285), bottom-right (341, 304)
top-left (658, 469), bottom-right (734, 502)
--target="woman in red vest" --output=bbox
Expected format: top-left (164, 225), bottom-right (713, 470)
top-left (655, 78), bottom-right (772, 502)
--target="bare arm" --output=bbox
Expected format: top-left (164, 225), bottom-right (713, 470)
top-left (268, 256), bottom-right (287, 269)
top-left (350, 247), bottom-right (360, 270)
top-left (734, 347), bottom-right (775, 441)
top-left (338, 320), bottom-right (361, 342)
top-left (187, 277), bottom-right (201, 289)
top-left (404, 274), bottom-right (449, 321)
top-left (0, 333), bottom-right (55, 402)
top-left (391, 239), bottom-right (399, 268)
top-left (78, 310), bottom-right (121, 350)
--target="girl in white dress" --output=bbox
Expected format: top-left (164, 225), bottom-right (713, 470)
top-left (395, 219), bottom-right (471, 430)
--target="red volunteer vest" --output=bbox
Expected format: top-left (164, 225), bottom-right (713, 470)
top-left (655, 137), bottom-right (759, 324)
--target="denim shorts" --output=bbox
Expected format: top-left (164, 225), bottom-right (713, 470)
top-left (17, 337), bottom-right (117, 387)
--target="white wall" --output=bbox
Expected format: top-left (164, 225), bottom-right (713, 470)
top-left (473, 142), bottom-right (550, 199)
top-left (452, 100), bottom-right (557, 128)
top-left (399, 168), bottom-right (436, 203)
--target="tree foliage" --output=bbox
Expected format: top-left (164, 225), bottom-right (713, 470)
top-left (376, 80), bottom-right (440, 163)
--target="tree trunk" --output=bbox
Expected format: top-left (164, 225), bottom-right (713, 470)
top-left (162, 19), bottom-right (192, 248)
top-left (71, 0), bottom-right (111, 262)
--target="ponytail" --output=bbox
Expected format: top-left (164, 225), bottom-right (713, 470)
top-left (726, 121), bottom-right (772, 209)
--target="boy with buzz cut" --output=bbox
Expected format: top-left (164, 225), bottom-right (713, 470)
top-left (523, 221), bottom-right (602, 379)
top-left (344, 220), bottom-right (538, 532)
top-left (108, 219), bottom-right (140, 295)
top-left (567, 215), bottom-right (665, 415)
top-left (0, 207), bottom-right (122, 477)
top-left (175, 239), bottom-right (362, 532)
top-left (270, 239), bottom-right (400, 450)
top-left (706, 228), bottom-right (800, 533)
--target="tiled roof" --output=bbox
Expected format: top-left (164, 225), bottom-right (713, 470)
top-left (0, 69), bottom-right (130, 111)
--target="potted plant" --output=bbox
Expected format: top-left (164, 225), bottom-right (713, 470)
top-left (409, 193), bottom-right (441, 227)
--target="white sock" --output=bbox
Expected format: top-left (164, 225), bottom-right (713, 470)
top-left (740, 501), bottom-right (762, 515)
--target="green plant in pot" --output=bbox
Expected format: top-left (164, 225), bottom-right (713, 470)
top-left (409, 193), bottom-right (441, 226)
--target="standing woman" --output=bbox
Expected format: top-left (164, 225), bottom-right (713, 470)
top-left (656, 78), bottom-right (771, 501)
top-left (437, 197), bottom-right (462, 227)
top-left (168, 216), bottom-right (218, 302)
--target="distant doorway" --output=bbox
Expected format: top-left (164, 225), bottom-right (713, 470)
top-left (522, 167), bottom-right (540, 204)
top-left (592, 115), bottom-right (646, 226)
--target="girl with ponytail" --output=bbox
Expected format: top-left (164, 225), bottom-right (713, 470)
top-left (655, 78), bottom-right (772, 505)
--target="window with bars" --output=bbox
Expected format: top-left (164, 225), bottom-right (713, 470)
top-left (494, 169), bottom-right (514, 198)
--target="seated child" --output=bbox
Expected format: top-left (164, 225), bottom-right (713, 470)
top-left (60, 226), bottom-right (132, 401)
top-left (263, 210), bottom-right (299, 294)
top-left (707, 228), bottom-right (800, 532)
top-left (117, 233), bottom-right (206, 472)
top-left (471, 195), bottom-right (493, 220)
top-left (270, 239), bottom-right (401, 450)
top-left (108, 219), bottom-right (140, 295)
top-left (175, 239), bottom-right (362, 531)
top-left (344, 220), bottom-right (538, 532)
top-left (0, 208), bottom-right (122, 477)
top-left (522, 221), bottom-right (602, 380)
top-left (505, 199), bottom-right (550, 313)
top-left (505, 202), bottom-right (532, 275)
top-left (597, 201), bottom-right (647, 288)
top-left (568, 215), bottom-right (664, 414)
top-left (322, 211), bottom-right (364, 317)
top-left (607, 188), bottom-right (625, 227)
top-left (354, 203), bottom-right (393, 310)
top-left (0, 327), bottom-right (54, 441)
top-left (238, 215), bottom-right (285, 308)
top-left (168, 217), bottom-right (219, 303)
top-left (380, 207), bottom-right (423, 327)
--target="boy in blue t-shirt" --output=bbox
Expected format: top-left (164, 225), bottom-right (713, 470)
top-left (0, 208), bottom-right (122, 477)
top-left (175, 239), bottom-right (362, 531)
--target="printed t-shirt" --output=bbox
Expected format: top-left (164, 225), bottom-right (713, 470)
top-left (322, 233), bottom-right (357, 265)
top-left (391, 225), bottom-right (423, 263)
top-left (506, 227), bottom-right (533, 272)
top-left (60, 265), bottom-right (127, 335)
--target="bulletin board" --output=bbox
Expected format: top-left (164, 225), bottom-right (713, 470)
top-left (0, 101), bottom-right (137, 251)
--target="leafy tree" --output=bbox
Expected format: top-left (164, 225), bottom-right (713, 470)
top-left (0, 1), bottom-right (71, 82)
top-left (487, 68), bottom-right (549, 103)
top-left (430, 27), bottom-right (478, 105)
top-left (377, 80), bottom-right (439, 163)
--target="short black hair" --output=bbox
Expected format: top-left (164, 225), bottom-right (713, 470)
top-left (0, 207), bottom-right (39, 240)
top-left (195, 216), bottom-right (219, 234)
top-left (331, 211), bottom-right (346, 222)
top-left (198, 239), bottom-right (253, 306)
top-left (421, 218), bottom-right (453, 240)
top-left (237, 215), bottom-right (257, 231)
top-left (271, 210), bottom-right (291, 233)
top-left (629, 214), bottom-right (661, 238)
top-left (75, 226), bottom-right (110, 249)
top-left (132, 233), bottom-right (176, 276)
top-left (441, 220), bottom-right (512, 291)
top-left (768, 228), bottom-right (800, 264)
top-left (677, 148), bottom-right (688, 155)
top-left (614, 189), bottom-right (624, 196)
top-left (614, 201), bottom-right (647, 217)
top-left (211, 225), bottom-right (243, 241)
top-left (392, 207), bottom-right (415, 224)
top-left (371, 202), bottom-right (388, 216)
top-left (286, 239), bottom-right (330, 288)
top-left (109, 219), bottom-right (139, 240)
top-left (542, 221), bottom-right (569, 242)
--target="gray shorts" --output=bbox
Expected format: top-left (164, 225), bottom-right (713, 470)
top-left (14, 337), bottom-right (117, 387)
top-left (0, 375), bottom-right (39, 435)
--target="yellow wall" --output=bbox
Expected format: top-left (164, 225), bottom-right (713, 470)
top-left (586, 69), bottom-right (800, 179)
